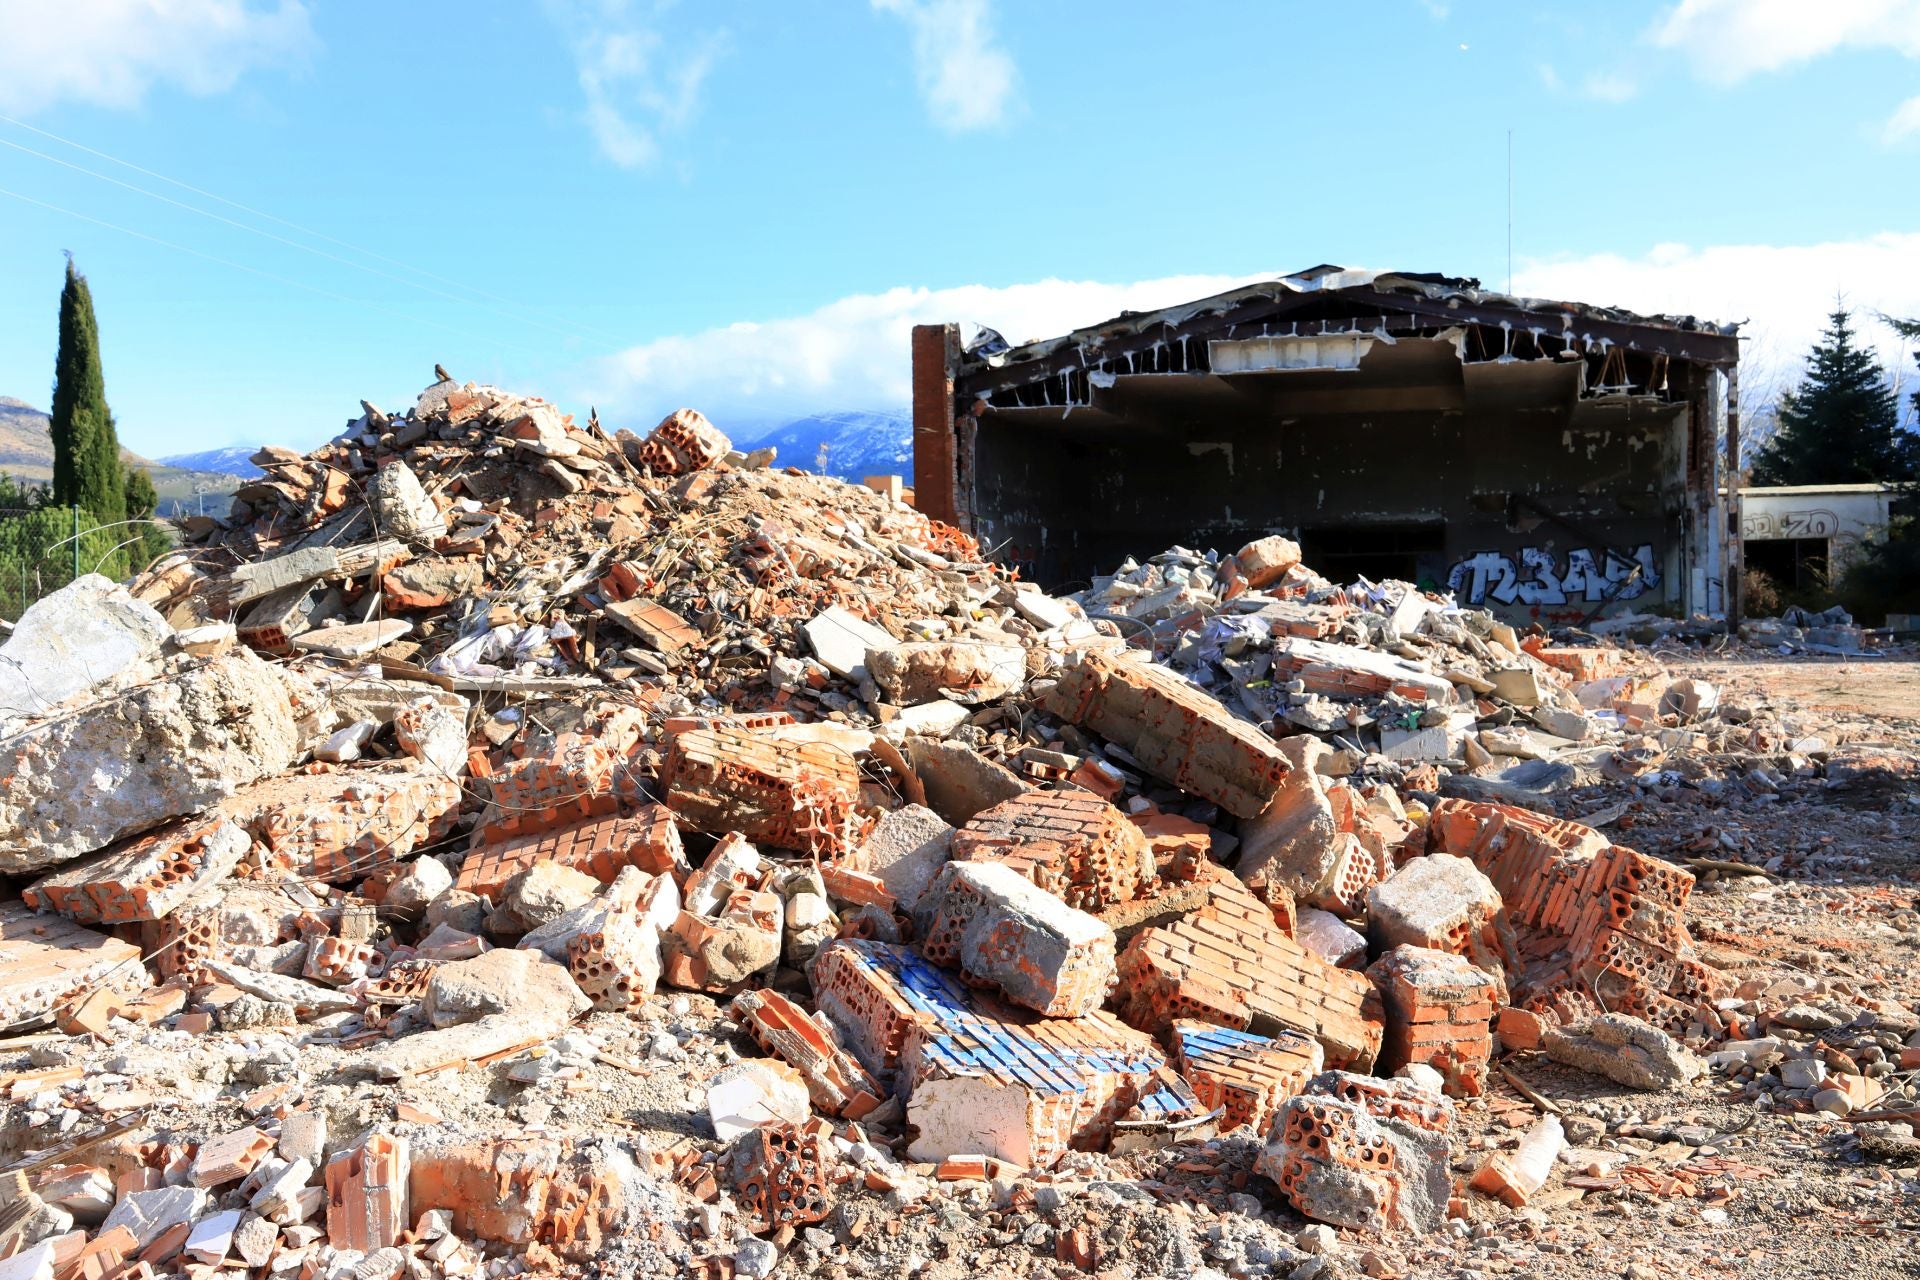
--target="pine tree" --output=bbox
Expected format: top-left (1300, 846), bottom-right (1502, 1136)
top-left (1750, 307), bottom-right (1915, 486)
top-left (48, 258), bottom-right (127, 525)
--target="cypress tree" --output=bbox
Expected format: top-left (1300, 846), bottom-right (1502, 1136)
top-left (48, 258), bottom-right (127, 524)
top-left (1750, 307), bottom-right (1914, 487)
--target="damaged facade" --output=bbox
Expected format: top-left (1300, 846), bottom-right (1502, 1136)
top-left (913, 268), bottom-right (1744, 623)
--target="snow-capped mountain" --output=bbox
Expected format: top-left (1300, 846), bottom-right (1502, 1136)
top-left (732, 409), bottom-right (910, 482)
top-left (154, 446), bottom-right (264, 478)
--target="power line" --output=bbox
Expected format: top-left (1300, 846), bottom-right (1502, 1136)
top-left (0, 134), bottom-right (619, 348)
top-left (0, 183), bottom-right (545, 357)
top-left (0, 111), bottom-right (633, 344)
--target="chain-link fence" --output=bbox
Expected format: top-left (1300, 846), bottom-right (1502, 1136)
top-left (0, 505), bottom-right (143, 623)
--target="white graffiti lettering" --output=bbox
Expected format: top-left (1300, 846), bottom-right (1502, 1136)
top-left (1742, 508), bottom-right (1838, 540)
top-left (1446, 543), bottom-right (1660, 608)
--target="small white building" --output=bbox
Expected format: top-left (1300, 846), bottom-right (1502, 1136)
top-left (1739, 483), bottom-right (1894, 592)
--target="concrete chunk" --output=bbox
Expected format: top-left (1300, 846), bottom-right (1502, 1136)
top-left (366, 461), bottom-right (445, 543)
top-left (855, 803), bottom-right (952, 910)
top-left (907, 739), bottom-right (1030, 826)
top-left (866, 641), bottom-right (1024, 706)
top-left (291, 619), bottom-right (413, 659)
top-left (1366, 853), bottom-right (1514, 987)
top-left (0, 574), bottom-right (170, 723)
top-left (99, 1186), bottom-right (209, 1251)
top-left (802, 607), bottom-right (895, 680)
top-left (1541, 1013), bottom-right (1703, 1091)
top-left (424, 948), bottom-right (590, 1028)
top-left (0, 650), bottom-right (299, 873)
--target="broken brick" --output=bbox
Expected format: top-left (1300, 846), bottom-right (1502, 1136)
top-left (1168, 1020), bottom-right (1324, 1136)
top-left (663, 724), bottom-right (866, 856)
top-left (456, 806), bottom-right (685, 900)
top-left (1366, 945), bottom-right (1501, 1097)
top-left (24, 815), bottom-right (251, 925)
top-left (915, 860), bottom-right (1117, 1018)
top-left (326, 1133), bottom-right (410, 1253)
top-left (1112, 872), bottom-right (1382, 1070)
top-left (1039, 651), bottom-right (1291, 819)
top-left (950, 790), bottom-right (1155, 912)
top-left (733, 988), bottom-right (884, 1119)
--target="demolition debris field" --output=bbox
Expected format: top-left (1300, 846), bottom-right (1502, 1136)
top-left (0, 377), bottom-right (1910, 1280)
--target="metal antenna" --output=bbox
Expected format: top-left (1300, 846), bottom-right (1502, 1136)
top-left (1506, 129), bottom-right (1514, 295)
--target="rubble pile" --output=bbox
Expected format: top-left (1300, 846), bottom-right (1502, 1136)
top-left (0, 376), bottom-right (1909, 1280)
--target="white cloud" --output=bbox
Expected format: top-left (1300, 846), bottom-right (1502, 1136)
top-left (573, 238), bottom-right (1920, 437)
top-left (1515, 232), bottom-right (1920, 415)
top-left (1580, 71), bottom-right (1638, 102)
top-left (871, 0), bottom-right (1017, 133)
top-left (1885, 93), bottom-right (1920, 142)
top-left (576, 272), bottom-right (1265, 429)
top-left (1650, 0), bottom-right (1920, 84)
top-left (546, 0), bottom-right (727, 169)
top-left (0, 0), bottom-right (311, 115)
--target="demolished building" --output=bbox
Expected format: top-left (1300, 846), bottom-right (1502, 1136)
top-left (912, 268), bottom-right (1744, 623)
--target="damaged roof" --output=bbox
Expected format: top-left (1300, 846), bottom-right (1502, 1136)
top-left (960, 266), bottom-right (1743, 381)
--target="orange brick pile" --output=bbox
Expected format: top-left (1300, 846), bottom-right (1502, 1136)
top-left (1426, 799), bottom-right (1726, 1031)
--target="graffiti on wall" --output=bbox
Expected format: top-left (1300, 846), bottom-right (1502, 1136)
top-left (1742, 508), bottom-right (1837, 540)
top-left (1446, 544), bottom-right (1662, 608)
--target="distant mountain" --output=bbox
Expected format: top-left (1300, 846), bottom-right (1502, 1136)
top-left (734, 409), bottom-right (911, 482)
top-left (0, 395), bottom-right (243, 517)
top-left (155, 446), bottom-right (264, 478)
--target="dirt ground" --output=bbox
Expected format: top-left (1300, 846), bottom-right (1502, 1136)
top-left (1388, 649), bottom-right (1920, 1280)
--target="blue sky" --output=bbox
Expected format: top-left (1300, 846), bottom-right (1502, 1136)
top-left (2, 0), bottom-right (1918, 457)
